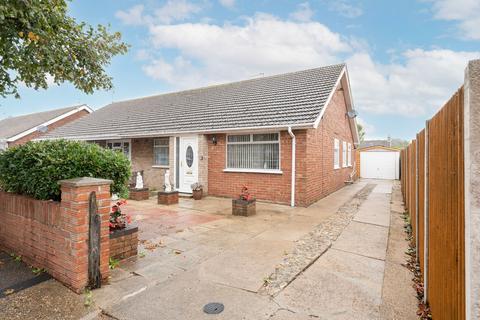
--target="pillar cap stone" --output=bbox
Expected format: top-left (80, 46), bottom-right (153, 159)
top-left (59, 177), bottom-right (113, 187)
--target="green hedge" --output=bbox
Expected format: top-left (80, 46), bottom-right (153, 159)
top-left (0, 140), bottom-right (131, 201)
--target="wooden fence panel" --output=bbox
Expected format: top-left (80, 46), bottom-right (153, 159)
top-left (400, 87), bottom-right (465, 319)
top-left (427, 88), bottom-right (465, 320)
top-left (417, 130), bottom-right (425, 278)
top-left (410, 140), bottom-right (417, 243)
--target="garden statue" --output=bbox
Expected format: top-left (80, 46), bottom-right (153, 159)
top-left (164, 170), bottom-right (172, 192)
top-left (135, 171), bottom-right (144, 189)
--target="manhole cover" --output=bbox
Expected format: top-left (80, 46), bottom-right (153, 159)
top-left (203, 302), bottom-right (224, 314)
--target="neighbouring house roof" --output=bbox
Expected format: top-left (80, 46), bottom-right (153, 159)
top-left (358, 145), bottom-right (400, 152)
top-left (42, 63), bottom-right (359, 143)
top-left (359, 139), bottom-right (391, 148)
top-left (0, 105), bottom-right (92, 142)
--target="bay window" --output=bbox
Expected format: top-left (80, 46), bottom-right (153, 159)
top-left (226, 133), bottom-right (280, 171)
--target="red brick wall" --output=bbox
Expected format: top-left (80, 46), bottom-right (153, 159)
top-left (206, 88), bottom-right (355, 207)
top-left (110, 227), bottom-right (138, 260)
top-left (0, 179), bottom-right (111, 292)
top-left (304, 89), bottom-right (356, 204)
top-left (207, 131), bottom-right (307, 206)
top-left (8, 109), bottom-right (90, 147)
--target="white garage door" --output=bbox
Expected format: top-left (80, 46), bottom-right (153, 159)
top-left (360, 151), bottom-right (400, 180)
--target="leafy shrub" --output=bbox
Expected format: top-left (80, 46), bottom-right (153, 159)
top-left (0, 140), bottom-right (131, 201)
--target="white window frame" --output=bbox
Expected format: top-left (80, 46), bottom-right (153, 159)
top-left (347, 143), bottom-right (352, 167)
top-left (334, 138), bottom-right (340, 169)
top-left (224, 132), bottom-right (282, 174)
top-left (106, 139), bottom-right (131, 160)
top-left (153, 137), bottom-right (170, 167)
top-left (342, 141), bottom-right (347, 168)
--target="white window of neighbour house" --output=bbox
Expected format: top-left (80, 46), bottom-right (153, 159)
top-left (334, 138), bottom-right (340, 169)
top-left (226, 133), bottom-right (280, 172)
top-left (342, 141), bottom-right (347, 167)
top-left (154, 138), bottom-right (169, 166)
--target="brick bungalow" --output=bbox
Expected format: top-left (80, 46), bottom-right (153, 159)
top-left (0, 105), bottom-right (92, 151)
top-left (42, 64), bottom-right (359, 207)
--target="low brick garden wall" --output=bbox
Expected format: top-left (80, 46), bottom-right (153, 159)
top-left (110, 224), bottom-right (138, 260)
top-left (0, 178), bottom-right (112, 293)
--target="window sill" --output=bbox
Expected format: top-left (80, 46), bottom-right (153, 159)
top-left (334, 166), bottom-right (340, 170)
top-left (223, 168), bottom-right (283, 175)
top-left (152, 165), bottom-right (169, 169)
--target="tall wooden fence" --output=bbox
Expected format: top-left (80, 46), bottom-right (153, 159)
top-left (401, 87), bottom-right (465, 319)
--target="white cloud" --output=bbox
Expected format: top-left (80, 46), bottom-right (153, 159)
top-left (154, 0), bottom-right (202, 24)
top-left (290, 2), bottom-right (314, 22)
top-left (135, 12), bottom-right (477, 118)
top-left (219, 0), bottom-right (235, 9)
top-left (347, 49), bottom-right (479, 116)
top-left (426, 0), bottom-right (480, 40)
top-left (115, 5), bottom-right (146, 26)
top-left (144, 13), bottom-right (350, 87)
top-left (329, 1), bottom-right (363, 18)
top-left (115, 1), bottom-right (202, 26)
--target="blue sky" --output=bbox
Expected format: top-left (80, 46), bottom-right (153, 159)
top-left (1, 0), bottom-right (479, 140)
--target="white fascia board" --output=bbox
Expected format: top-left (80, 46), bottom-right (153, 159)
top-left (313, 66), bottom-right (346, 129)
top-left (343, 66), bottom-right (360, 145)
top-left (312, 65), bottom-right (360, 146)
top-left (7, 105), bottom-right (93, 142)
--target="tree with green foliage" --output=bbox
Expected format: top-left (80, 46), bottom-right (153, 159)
top-left (357, 123), bottom-right (366, 142)
top-left (0, 0), bottom-right (128, 98)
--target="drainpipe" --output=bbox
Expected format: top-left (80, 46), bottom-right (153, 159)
top-left (287, 127), bottom-right (296, 207)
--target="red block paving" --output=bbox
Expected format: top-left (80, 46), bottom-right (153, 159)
top-left (121, 202), bottom-right (221, 241)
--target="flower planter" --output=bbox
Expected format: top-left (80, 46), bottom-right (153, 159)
top-left (192, 189), bottom-right (203, 200)
top-left (158, 190), bottom-right (179, 205)
top-left (232, 199), bottom-right (256, 216)
top-left (109, 224), bottom-right (139, 260)
top-left (128, 187), bottom-right (150, 201)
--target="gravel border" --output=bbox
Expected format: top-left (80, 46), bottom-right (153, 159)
top-left (259, 183), bottom-right (376, 296)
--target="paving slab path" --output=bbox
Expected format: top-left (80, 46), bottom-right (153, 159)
top-left (82, 180), bottom-right (416, 320)
top-left (274, 180), bottom-right (417, 320)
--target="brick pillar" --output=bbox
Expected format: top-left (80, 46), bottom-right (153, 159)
top-left (59, 177), bottom-right (112, 293)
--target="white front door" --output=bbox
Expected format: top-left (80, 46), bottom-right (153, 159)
top-left (178, 136), bottom-right (199, 193)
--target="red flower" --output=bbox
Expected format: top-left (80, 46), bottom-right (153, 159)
top-left (240, 185), bottom-right (252, 201)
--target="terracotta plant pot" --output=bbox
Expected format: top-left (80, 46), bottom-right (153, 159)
top-left (192, 189), bottom-right (203, 200)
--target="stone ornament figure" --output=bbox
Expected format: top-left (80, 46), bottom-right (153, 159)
top-left (164, 170), bottom-right (172, 192)
top-left (135, 172), bottom-right (144, 189)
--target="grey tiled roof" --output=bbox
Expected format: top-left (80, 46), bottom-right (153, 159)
top-left (359, 140), bottom-right (391, 148)
top-left (0, 105), bottom-right (82, 140)
top-left (43, 64), bottom-right (346, 140)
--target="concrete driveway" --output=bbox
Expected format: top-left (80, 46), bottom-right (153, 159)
top-left (83, 179), bottom-right (416, 320)
top-left (0, 179), bottom-right (416, 320)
